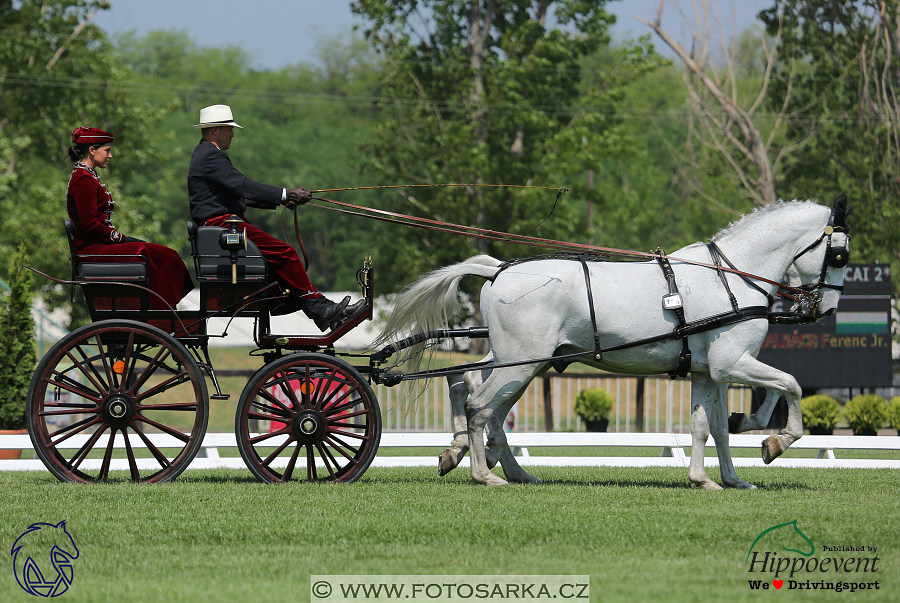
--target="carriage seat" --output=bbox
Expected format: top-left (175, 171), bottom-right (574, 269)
top-left (64, 220), bottom-right (147, 281)
top-left (187, 221), bottom-right (267, 283)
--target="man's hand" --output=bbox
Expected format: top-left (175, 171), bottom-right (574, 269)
top-left (285, 187), bottom-right (312, 209)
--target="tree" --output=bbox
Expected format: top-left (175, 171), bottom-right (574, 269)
top-left (639, 0), bottom-right (817, 210)
top-left (760, 1), bottom-right (900, 297)
top-left (350, 0), bottom-right (664, 294)
top-left (0, 0), bottom-right (172, 326)
top-left (0, 244), bottom-right (36, 430)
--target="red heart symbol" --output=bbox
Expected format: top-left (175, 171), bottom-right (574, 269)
top-left (773, 580), bottom-right (783, 589)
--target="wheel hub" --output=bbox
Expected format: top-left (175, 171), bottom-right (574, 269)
top-left (293, 410), bottom-right (325, 443)
top-left (102, 394), bottom-right (135, 427)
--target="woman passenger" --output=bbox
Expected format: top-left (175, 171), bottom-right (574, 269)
top-left (66, 127), bottom-right (193, 309)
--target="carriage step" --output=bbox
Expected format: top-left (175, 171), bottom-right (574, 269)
top-left (211, 394), bottom-right (230, 400)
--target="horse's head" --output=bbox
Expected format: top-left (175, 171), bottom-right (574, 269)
top-left (786, 194), bottom-right (851, 319)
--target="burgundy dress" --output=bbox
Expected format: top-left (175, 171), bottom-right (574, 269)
top-left (66, 162), bottom-right (193, 309)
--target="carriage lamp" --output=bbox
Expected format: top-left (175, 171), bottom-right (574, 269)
top-left (219, 215), bottom-right (247, 284)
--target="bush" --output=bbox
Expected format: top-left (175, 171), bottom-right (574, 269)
top-left (574, 388), bottom-right (614, 421)
top-left (887, 397), bottom-right (900, 431)
top-left (843, 394), bottom-right (888, 435)
top-left (0, 243), bottom-right (36, 430)
top-left (800, 395), bottom-right (841, 431)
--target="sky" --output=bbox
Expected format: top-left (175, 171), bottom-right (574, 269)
top-left (93, 0), bottom-right (771, 70)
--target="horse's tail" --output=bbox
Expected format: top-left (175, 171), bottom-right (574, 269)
top-left (372, 254), bottom-right (502, 355)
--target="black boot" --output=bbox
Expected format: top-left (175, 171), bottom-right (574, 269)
top-left (303, 296), bottom-right (351, 332)
top-left (343, 299), bottom-right (366, 319)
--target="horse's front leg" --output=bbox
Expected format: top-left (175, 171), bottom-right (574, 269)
top-left (712, 351), bottom-right (803, 465)
top-left (727, 387), bottom-right (782, 433)
top-left (688, 375), bottom-right (723, 490)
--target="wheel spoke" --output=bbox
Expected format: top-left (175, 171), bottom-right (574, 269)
top-left (306, 444), bottom-right (316, 481)
top-left (322, 385), bottom-right (359, 411)
top-left (126, 346), bottom-right (171, 396)
top-left (49, 415), bottom-right (103, 447)
top-left (99, 428), bottom-right (117, 482)
top-left (315, 442), bottom-right (337, 479)
top-left (255, 388), bottom-right (292, 414)
top-left (122, 429), bottom-right (141, 482)
top-left (312, 369), bottom-right (339, 409)
top-left (72, 342), bottom-right (110, 393)
top-left (134, 370), bottom-right (190, 402)
top-left (64, 349), bottom-right (106, 394)
top-left (249, 426), bottom-right (291, 444)
top-left (94, 334), bottom-right (116, 391)
top-left (276, 374), bottom-right (302, 409)
top-left (328, 427), bottom-right (369, 441)
top-left (39, 407), bottom-right (95, 417)
top-left (133, 415), bottom-right (190, 443)
top-left (138, 402), bottom-right (198, 412)
top-left (324, 398), bottom-right (365, 417)
top-left (249, 398), bottom-right (291, 419)
top-left (131, 425), bottom-right (172, 469)
top-left (329, 420), bottom-right (369, 430)
top-left (281, 443), bottom-right (302, 482)
top-left (45, 373), bottom-right (101, 403)
top-left (261, 435), bottom-right (296, 466)
top-left (118, 333), bottom-right (135, 391)
top-left (67, 425), bottom-right (107, 472)
top-left (324, 434), bottom-right (360, 460)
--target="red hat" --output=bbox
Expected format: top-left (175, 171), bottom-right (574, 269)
top-left (71, 127), bottom-right (114, 144)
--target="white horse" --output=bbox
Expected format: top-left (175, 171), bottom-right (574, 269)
top-left (377, 200), bottom-right (850, 489)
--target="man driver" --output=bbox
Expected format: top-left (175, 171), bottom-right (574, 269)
top-left (187, 104), bottom-right (362, 331)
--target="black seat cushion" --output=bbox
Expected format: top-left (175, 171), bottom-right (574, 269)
top-left (77, 263), bottom-right (147, 280)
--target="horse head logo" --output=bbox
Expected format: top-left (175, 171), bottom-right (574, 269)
top-left (11, 521), bottom-right (80, 597)
top-left (747, 519), bottom-right (814, 562)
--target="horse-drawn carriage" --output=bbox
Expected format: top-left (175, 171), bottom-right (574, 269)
top-left (26, 194), bottom-right (852, 490)
top-left (26, 217), bottom-right (391, 484)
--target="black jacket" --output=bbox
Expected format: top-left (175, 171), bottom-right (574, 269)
top-left (188, 139), bottom-right (283, 223)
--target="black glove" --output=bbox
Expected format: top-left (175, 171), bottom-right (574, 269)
top-left (285, 187), bottom-right (311, 209)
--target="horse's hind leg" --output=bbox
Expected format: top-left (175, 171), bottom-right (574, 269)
top-left (485, 396), bottom-right (542, 484)
top-left (466, 365), bottom-right (540, 486)
top-left (438, 374), bottom-right (470, 476)
top-left (439, 359), bottom-right (493, 476)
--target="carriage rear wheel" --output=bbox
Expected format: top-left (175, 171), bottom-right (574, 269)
top-left (235, 353), bottom-right (381, 483)
top-left (26, 320), bottom-right (208, 483)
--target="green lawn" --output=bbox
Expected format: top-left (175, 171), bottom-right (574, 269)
top-left (1, 466), bottom-right (896, 603)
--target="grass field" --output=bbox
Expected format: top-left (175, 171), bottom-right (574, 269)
top-left (1, 466), bottom-right (897, 603)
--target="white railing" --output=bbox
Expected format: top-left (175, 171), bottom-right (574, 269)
top-left (2, 432), bottom-right (898, 471)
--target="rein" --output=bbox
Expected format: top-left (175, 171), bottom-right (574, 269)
top-left (309, 195), bottom-right (815, 299)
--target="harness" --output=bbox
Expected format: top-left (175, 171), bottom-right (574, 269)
top-left (372, 198), bottom-right (853, 386)
top-left (488, 206), bottom-right (852, 380)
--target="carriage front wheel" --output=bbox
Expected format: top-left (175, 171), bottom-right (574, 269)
top-left (235, 353), bottom-right (381, 483)
top-left (26, 320), bottom-right (209, 483)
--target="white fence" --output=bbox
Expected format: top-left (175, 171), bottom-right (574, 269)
top-left (2, 432), bottom-right (898, 471)
top-left (374, 374), bottom-right (750, 433)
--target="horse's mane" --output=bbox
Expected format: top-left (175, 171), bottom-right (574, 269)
top-left (711, 200), bottom-right (823, 242)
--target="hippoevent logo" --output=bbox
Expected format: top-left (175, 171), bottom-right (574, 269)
top-left (11, 521), bottom-right (80, 597)
top-left (746, 520), bottom-right (881, 593)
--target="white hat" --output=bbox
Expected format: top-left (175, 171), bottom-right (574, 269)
top-left (193, 104), bottom-right (243, 129)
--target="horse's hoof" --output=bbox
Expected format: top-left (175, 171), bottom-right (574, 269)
top-left (728, 412), bottom-right (747, 434)
top-left (690, 479), bottom-right (724, 491)
top-left (485, 475), bottom-right (509, 486)
top-left (761, 436), bottom-right (784, 464)
top-left (485, 448), bottom-right (500, 469)
top-left (438, 449), bottom-right (457, 476)
top-left (725, 480), bottom-right (758, 490)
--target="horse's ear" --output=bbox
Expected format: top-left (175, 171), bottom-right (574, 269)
top-left (832, 192), bottom-right (851, 229)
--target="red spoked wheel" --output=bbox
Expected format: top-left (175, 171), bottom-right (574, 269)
top-left (26, 320), bottom-right (208, 483)
top-left (235, 353), bottom-right (381, 483)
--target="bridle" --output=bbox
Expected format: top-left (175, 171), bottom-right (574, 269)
top-left (788, 204), bottom-right (851, 313)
